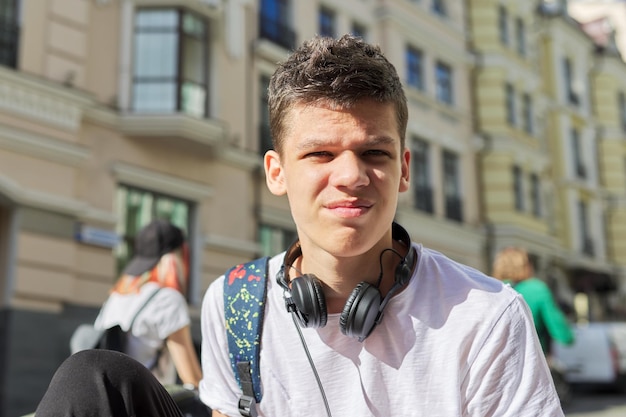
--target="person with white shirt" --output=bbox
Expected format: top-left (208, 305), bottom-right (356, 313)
top-left (35, 219), bottom-right (205, 417)
top-left (94, 219), bottom-right (202, 388)
top-left (198, 34), bottom-right (564, 417)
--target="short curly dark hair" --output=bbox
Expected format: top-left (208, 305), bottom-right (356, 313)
top-left (268, 35), bottom-right (408, 154)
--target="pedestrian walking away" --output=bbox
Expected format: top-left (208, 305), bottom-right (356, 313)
top-left (34, 219), bottom-right (208, 417)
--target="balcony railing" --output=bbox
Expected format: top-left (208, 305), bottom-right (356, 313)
top-left (0, 19), bottom-right (19, 68)
top-left (259, 13), bottom-right (296, 51)
top-left (414, 185), bottom-right (434, 214)
top-left (445, 195), bottom-right (463, 223)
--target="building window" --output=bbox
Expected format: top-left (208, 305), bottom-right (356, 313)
top-left (499, 6), bottom-right (508, 46)
top-left (115, 185), bottom-right (192, 278)
top-left (530, 173), bottom-right (541, 217)
top-left (132, 8), bottom-right (208, 118)
top-left (443, 150), bottom-right (463, 222)
top-left (351, 21), bottom-right (367, 39)
top-left (505, 83), bottom-right (516, 126)
top-left (319, 6), bottom-right (336, 38)
top-left (571, 128), bottom-right (586, 179)
top-left (259, 224), bottom-right (296, 257)
top-left (432, 0), bottom-right (446, 16)
top-left (522, 93), bottom-right (533, 134)
top-left (260, 0), bottom-right (295, 50)
top-left (406, 46), bottom-right (424, 91)
top-left (515, 17), bottom-right (525, 56)
top-left (513, 165), bottom-right (524, 212)
top-left (619, 91), bottom-right (626, 132)
top-left (578, 200), bottom-right (594, 256)
top-left (411, 137), bottom-right (433, 213)
top-left (435, 61), bottom-right (453, 105)
top-left (563, 57), bottom-right (579, 106)
top-left (0, 0), bottom-right (19, 68)
top-left (259, 75), bottom-right (273, 155)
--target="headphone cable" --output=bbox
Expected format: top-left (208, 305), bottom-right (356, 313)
top-left (291, 313), bottom-right (333, 417)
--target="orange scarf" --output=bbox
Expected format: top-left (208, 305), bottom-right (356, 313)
top-left (112, 243), bottom-right (189, 295)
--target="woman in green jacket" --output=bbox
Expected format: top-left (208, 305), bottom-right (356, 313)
top-left (492, 247), bottom-right (574, 354)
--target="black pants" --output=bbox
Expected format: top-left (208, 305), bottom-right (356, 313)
top-left (35, 349), bottom-right (208, 417)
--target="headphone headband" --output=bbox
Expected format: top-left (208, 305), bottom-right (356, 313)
top-left (276, 222), bottom-right (416, 341)
top-left (276, 240), bottom-right (302, 291)
top-left (278, 222), bottom-right (415, 291)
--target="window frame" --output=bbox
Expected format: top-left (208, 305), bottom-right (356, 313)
top-left (522, 92), bottom-right (533, 134)
top-left (578, 200), bottom-right (593, 256)
top-left (131, 7), bottom-right (209, 117)
top-left (259, 0), bottom-right (296, 50)
top-left (563, 57), bottom-right (579, 106)
top-left (515, 17), bottom-right (526, 56)
top-left (530, 172), bottom-right (541, 217)
top-left (259, 224), bottom-right (297, 257)
top-left (318, 6), bottom-right (336, 38)
top-left (351, 21), bottom-right (367, 39)
top-left (411, 137), bottom-right (433, 213)
top-left (442, 150), bottom-right (463, 222)
top-left (115, 184), bottom-right (194, 293)
top-left (513, 165), bottom-right (524, 212)
top-left (406, 45), bottom-right (424, 91)
top-left (0, 0), bottom-right (20, 68)
top-left (432, 0), bottom-right (446, 17)
top-left (259, 75), bottom-right (273, 155)
top-left (505, 83), bottom-right (516, 126)
top-left (499, 6), bottom-right (508, 46)
top-left (571, 127), bottom-right (586, 179)
top-left (435, 61), bottom-right (453, 105)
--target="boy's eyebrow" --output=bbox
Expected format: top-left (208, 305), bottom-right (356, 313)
top-left (295, 135), bottom-right (397, 151)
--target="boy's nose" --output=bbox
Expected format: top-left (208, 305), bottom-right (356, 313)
top-left (330, 153), bottom-right (369, 188)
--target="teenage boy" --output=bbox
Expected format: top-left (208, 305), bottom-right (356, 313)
top-left (199, 35), bottom-right (564, 417)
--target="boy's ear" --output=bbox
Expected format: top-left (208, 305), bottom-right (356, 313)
top-left (264, 150), bottom-right (287, 196)
top-left (399, 147), bottom-right (410, 192)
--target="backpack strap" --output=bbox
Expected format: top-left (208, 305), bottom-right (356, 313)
top-left (224, 257), bottom-right (269, 417)
top-left (96, 286), bottom-right (162, 353)
top-left (130, 286), bottom-right (162, 329)
top-left (130, 287), bottom-right (162, 368)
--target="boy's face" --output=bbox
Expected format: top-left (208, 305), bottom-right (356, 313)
top-left (264, 99), bottom-right (410, 259)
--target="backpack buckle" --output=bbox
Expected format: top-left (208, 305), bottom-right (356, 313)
top-left (238, 395), bottom-right (258, 417)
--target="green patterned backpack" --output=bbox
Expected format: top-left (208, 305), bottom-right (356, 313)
top-left (223, 257), bottom-right (269, 417)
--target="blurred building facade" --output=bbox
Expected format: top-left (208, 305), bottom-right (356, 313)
top-left (0, 0), bottom-right (625, 415)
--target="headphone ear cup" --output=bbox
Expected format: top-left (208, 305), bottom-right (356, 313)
top-left (339, 282), bottom-right (382, 340)
top-left (290, 274), bottom-right (328, 328)
top-left (394, 258), bottom-right (412, 286)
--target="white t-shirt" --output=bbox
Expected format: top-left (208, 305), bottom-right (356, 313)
top-left (199, 244), bottom-right (564, 417)
top-left (94, 282), bottom-right (190, 385)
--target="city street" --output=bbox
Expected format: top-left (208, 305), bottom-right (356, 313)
top-left (564, 388), bottom-right (626, 417)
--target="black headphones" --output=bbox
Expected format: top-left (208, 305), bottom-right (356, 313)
top-left (276, 222), bottom-right (416, 342)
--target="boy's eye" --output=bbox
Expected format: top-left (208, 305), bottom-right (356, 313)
top-left (305, 151), bottom-right (332, 158)
top-left (302, 149), bottom-right (391, 159)
top-left (364, 150), bottom-right (390, 157)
